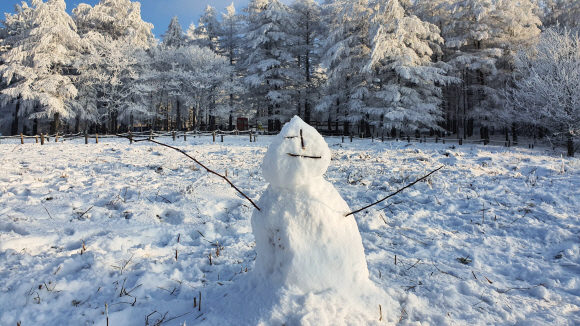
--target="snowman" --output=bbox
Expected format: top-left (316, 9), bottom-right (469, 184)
top-left (251, 115), bottom-right (370, 295)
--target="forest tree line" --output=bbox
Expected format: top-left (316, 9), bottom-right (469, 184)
top-left (1, 0), bottom-right (579, 154)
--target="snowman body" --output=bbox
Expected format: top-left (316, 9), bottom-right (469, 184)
top-left (251, 116), bottom-right (369, 295)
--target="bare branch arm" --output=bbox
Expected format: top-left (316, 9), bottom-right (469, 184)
top-left (345, 165), bottom-right (444, 217)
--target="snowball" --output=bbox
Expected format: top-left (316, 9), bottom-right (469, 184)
top-left (262, 116), bottom-right (331, 189)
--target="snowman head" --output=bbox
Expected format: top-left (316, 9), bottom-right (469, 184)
top-left (263, 116), bottom-right (331, 189)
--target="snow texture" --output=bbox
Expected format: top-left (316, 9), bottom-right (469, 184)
top-left (1, 133), bottom-right (580, 325)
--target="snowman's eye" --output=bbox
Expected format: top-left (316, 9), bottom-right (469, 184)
top-left (284, 130), bottom-right (306, 150)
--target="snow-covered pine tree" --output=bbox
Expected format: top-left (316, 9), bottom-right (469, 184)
top-left (440, 0), bottom-right (542, 139)
top-left (290, 0), bottom-right (322, 125)
top-left (317, 0), bottom-right (375, 135)
top-left (0, 2), bottom-right (36, 134)
top-left (242, 0), bottom-right (300, 132)
top-left (158, 16), bottom-right (187, 130)
top-left (72, 0), bottom-right (155, 48)
top-left (195, 6), bottom-right (221, 52)
top-left (364, 0), bottom-right (459, 134)
top-left (218, 3), bottom-right (246, 130)
top-left (506, 27), bottom-right (580, 156)
top-left (161, 16), bottom-right (185, 48)
top-left (0, 0), bottom-right (85, 135)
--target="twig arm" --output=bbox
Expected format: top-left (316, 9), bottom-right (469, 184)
top-left (345, 165), bottom-right (444, 217)
top-left (119, 135), bottom-right (260, 211)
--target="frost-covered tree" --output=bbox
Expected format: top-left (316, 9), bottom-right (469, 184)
top-left (443, 0), bottom-right (542, 138)
top-left (75, 32), bottom-right (150, 133)
top-left (507, 27), bottom-right (580, 156)
top-left (218, 3), bottom-right (245, 130)
top-left (0, 0), bottom-right (85, 134)
top-left (319, 0), bottom-right (456, 134)
top-left (364, 0), bottom-right (459, 132)
top-left (161, 16), bottom-right (185, 48)
top-left (152, 45), bottom-right (233, 130)
top-left (195, 5), bottom-right (221, 52)
top-left (412, 0), bottom-right (542, 138)
top-left (317, 0), bottom-right (372, 134)
top-left (540, 0), bottom-right (580, 28)
top-left (72, 0), bottom-right (155, 48)
top-left (290, 0), bottom-right (322, 124)
top-left (242, 0), bottom-right (299, 131)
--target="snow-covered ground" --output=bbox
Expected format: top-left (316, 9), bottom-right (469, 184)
top-left (1, 134), bottom-right (579, 325)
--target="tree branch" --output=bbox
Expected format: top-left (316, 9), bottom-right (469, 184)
top-left (345, 165), bottom-right (444, 217)
top-left (119, 135), bottom-right (260, 211)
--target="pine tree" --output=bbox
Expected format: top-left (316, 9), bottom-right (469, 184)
top-left (219, 3), bottom-right (245, 129)
top-left (195, 6), bottom-right (221, 52)
top-left (290, 0), bottom-right (322, 124)
top-left (242, 0), bottom-right (299, 132)
top-left (317, 0), bottom-right (373, 135)
top-left (0, 0), bottom-right (85, 134)
top-left (72, 0), bottom-right (155, 48)
top-left (162, 16), bottom-right (185, 48)
top-left (365, 0), bottom-right (459, 132)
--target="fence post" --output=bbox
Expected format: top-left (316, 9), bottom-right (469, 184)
top-left (254, 134), bottom-right (257, 142)
top-left (184, 132), bottom-right (187, 141)
top-left (36, 135), bottom-right (39, 144)
top-left (96, 133), bottom-right (99, 144)
top-left (342, 136), bottom-right (344, 143)
top-left (213, 131), bottom-right (216, 142)
top-left (21, 133), bottom-right (24, 144)
top-left (55, 133), bottom-right (59, 143)
top-left (407, 136), bottom-right (410, 143)
top-left (508, 140), bottom-right (511, 147)
top-left (41, 133), bottom-right (45, 145)
top-left (173, 130), bottom-right (176, 141)
top-left (350, 134), bottom-right (353, 142)
top-left (459, 138), bottom-right (463, 145)
top-left (85, 131), bottom-right (88, 144)
top-left (372, 134), bottom-right (374, 142)
top-left (250, 131), bottom-right (252, 142)
top-left (436, 136), bottom-right (439, 143)
top-left (381, 133), bottom-right (384, 142)
top-left (129, 131), bottom-right (133, 144)
top-left (221, 134), bottom-right (224, 142)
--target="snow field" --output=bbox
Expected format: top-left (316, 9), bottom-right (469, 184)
top-left (0, 135), bottom-right (579, 325)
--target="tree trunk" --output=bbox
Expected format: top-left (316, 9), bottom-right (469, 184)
top-left (304, 99), bottom-right (311, 124)
top-left (11, 98), bottom-right (20, 136)
top-left (567, 136), bottom-right (574, 157)
top-left (33, 119), bottom-right (38, 136)
top-left (176, 100), bottom-right (181, 131)
top-left (50, 113), bottom-right (61, 135)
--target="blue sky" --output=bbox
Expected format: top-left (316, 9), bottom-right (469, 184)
top-left (1, 0), bottom-right (294, 39)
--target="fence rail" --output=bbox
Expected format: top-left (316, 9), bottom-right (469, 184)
top-left (0, 130), bottom-right (538, 149)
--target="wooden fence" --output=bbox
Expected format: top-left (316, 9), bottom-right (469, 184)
top-left (0, 129), bottom-right (536, 149)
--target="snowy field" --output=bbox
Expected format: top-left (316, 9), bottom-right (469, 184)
top-left (1, 134), bottom-right (579, 325)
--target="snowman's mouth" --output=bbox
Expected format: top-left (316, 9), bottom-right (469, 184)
top-left (286, 153), bottom-right (321, 159)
